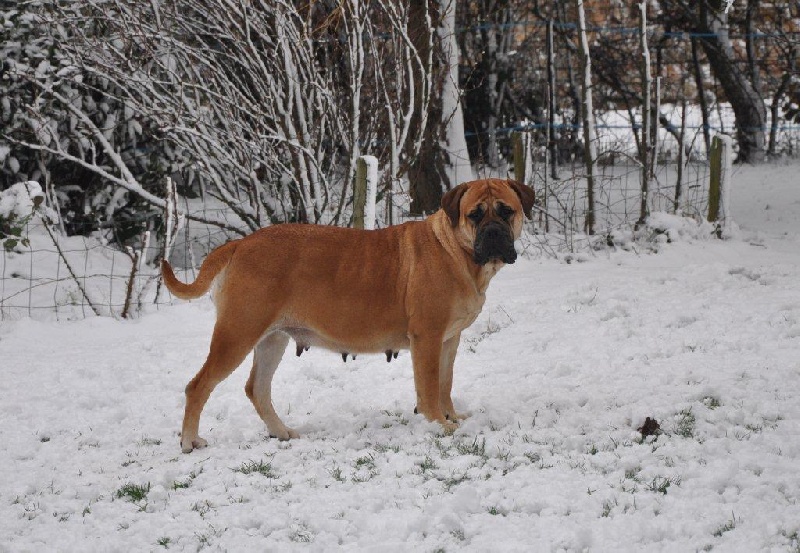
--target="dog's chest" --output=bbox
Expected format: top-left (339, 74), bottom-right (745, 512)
top-left (446, 294), bottom-right (486, 339)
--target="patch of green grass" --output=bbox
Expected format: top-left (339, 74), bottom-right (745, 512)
top-left (115, 482), bottom-right (150, 503)
top-left (138, 436), bottom-right (162, 446)
top-left (329, 464), bottom-right (345, 483)
top-left (373, 443), bottom-right (400, 454)
top-left (713, 512), bottom-right (738, 537)
top-left (290, 523), bottom-right (314, 543)
top-left (192, 500), bottom-right (214, 518)
top-left (419, 455), bottom-right (438, 472)
top-left (172, 469), bottom-right (201, 490)
top-left (524, 451), bottom-right (541, 464)
top-left (456, 437), bottom-right (486, 457)
top-left (381, 410), bottom-right (409, 426)
top-left (675, 408), bottom-right (696, 438)
top-left (157, 536), bottom-right (171, 548)
top-left (781, 531), bottom-right (799, 552)
top-left (624, 466), bottom-right (641, 481)
top-left (195, 531), bottom-right (212, 548)
top-left (354, 454), bottom-right (376, 470)
top-left (431, 436), bottom-right (448, 453)
top-left (601, 499), bottom-right (616, 517)
top-left (351, 472), bottom-right (376, 483)
top-left (234, 459), bottom-right (276, 478)
top-left (273, 481), bottom-right (293, 493)
top-left (647, 476), bottom-right (680, 495)
top-left (350, 454), bottom-right (379, 483)
top-left (702, 396), bottom-right (721, 409)
top-left (441, 472), bottom-right (469, 491)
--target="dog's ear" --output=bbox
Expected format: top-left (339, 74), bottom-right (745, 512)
top-left (508, 180), bottom-right (535, 220)
top-left (441, 182), bottom-right (470, 227)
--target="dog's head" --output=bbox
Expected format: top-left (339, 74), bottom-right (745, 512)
top-left (441, 178), bottom-right (535, 266)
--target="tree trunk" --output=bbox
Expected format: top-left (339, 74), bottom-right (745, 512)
top-left (482, 17), bottom-right (500, 168)
top-left (438, 0), bottom-right (473, 186)
top-left (638, 1), bottom-right (651, 229)
top-left (407, 0), bottom-right (446, 215)
top-left (768, 71), bottom-right (793, 156)
top-left (691, 37), bottom-right (712, 157)
top-left (575, 0), bottom-right (596, 235)
top-left (547, 19), bottom-right (558, 180)
top-left (697, 3), bottom-right (766, 163)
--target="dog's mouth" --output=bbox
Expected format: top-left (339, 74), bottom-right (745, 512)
top-left (473, 222), bottom-right (517, 265)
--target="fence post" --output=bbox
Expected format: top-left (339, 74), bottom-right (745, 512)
top-left (707, 134), bottom-right (733, 238)
top-left (512, 130), bottom-right (532, 187)
top-left (353, 155), bottom-right (379, 230)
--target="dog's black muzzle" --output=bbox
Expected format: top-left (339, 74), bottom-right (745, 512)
top-left (473, 221), bottom-right (517, 265)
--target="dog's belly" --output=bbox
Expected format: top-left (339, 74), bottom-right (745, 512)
top-left (280, 325), bottom-right (410, 355)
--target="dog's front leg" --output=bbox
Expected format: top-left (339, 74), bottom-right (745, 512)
top-left (439, 332), bottom-right (468, 422)
top-left (410, 332), bottom-right (458, 432)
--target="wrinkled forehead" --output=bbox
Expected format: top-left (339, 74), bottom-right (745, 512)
top-left (462, 179), bottom-right (519, 207)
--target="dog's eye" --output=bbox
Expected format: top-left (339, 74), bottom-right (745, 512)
top-left (496, 204), bottom-right (514, 220)
top-left (467, 207), bottom-right (484, 223)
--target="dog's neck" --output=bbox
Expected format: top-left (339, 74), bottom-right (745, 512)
top-left (429, 211), bottom-right (502, 295)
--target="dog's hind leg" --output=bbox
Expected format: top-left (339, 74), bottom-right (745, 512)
top-left (245, 332), bottom-right (298, 441)
top-left (181, 323), bottom-right (263, 453)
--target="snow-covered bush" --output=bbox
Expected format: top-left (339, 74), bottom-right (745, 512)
top-left (0, 2), bottom-right (179, 245)
top-left (0, 181), bottom-right (57, 251)
top-left (645, 212), bottom-right (717, 243)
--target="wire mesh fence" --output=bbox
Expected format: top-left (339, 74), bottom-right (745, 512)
top-left (0, 163), bottom-right (707, 320)
top-left (4, 114), bottom-right (796, 321)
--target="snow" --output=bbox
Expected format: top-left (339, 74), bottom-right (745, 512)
top-left (1, 165), bottom-right (800, 551)
top-left (0, 181), bottom-right (57, 224)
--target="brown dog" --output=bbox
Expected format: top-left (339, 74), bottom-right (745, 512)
top-left (162, 178), bottom-right (534, 452)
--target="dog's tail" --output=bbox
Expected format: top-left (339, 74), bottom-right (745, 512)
top-left (161, 241), bottom-right (237, 300)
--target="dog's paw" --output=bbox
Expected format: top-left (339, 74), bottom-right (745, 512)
top-left (416, 406), bottom-right (469, 423)
top-left (269, 426), bottom-right (299, 441)
top-left (180, 436), bottom-right (208, 454)
top-left (440, 420), bottom-right (459, 434)
top-left (447, 410), bottom-right (470, 422)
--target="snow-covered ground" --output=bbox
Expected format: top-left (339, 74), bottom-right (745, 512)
top-left (1, 164), bottom-right (799, 551)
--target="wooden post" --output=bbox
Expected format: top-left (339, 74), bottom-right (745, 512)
top-left (353, 156), bottom-right (378, 230)
top-left (708, 134), bottom-right (733, 238)
top-left (353, 159), bottom-right (366, 230)
top-left (512, 130), bottom-right (531, 187)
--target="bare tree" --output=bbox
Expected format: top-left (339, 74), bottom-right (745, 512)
top-left (659, 0), bottom-right (767, 163)
top-left (637, 1), bottom-right (652, 228)
top-left (4, 0), bottom-right (436, 233)
top-left (575, 0), bottom-right (596, 235)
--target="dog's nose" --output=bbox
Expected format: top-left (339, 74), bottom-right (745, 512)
top-left (474, 222), bottom-right (516, 265)
top-left (482, 225), bottom-right (504, 240)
